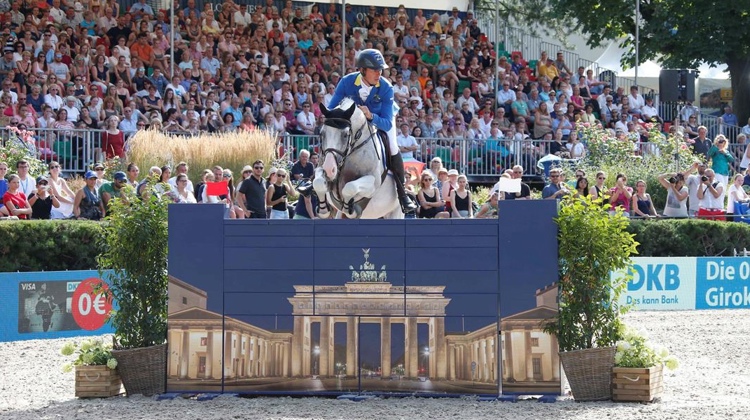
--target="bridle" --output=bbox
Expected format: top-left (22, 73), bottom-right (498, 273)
top-left (321, 117), bottom-right (377, 176)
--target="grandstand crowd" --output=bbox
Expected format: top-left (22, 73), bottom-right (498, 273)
top-left (2, 0), bottom-right (750, 221)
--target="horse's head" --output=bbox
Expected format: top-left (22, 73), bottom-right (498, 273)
top-left (318, 98), bottom-right (368, 180)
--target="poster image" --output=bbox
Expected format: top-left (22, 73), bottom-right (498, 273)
top-left (18, 281), bottom-right (76, 333)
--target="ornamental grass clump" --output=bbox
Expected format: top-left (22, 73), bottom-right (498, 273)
top-left (60, 338), bottom-right (117, 372)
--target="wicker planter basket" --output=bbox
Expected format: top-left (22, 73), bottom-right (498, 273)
top-left (111, 344), bottom-right (167, 396)
top-left (560, 347), bottom-right (615, 401)
top-left (75, 365), bottom-right (123, 398)
top-left (612, 365), bottom-right (663, 402)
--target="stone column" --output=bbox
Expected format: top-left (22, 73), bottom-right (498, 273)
top-left (428, 318), bottom-right (435, 379)
top-left (435, 317), bottom-right (447, 379)
top-left (525, 331), bottom-right (533, 381)
top-left (550, 334), bottom-right (560, 381)
top-left (320, 316), bottom-right (331, 378)
top-left (205, 328), bottom-right (214, 379)
top-left (380, 317), bottom-right (391, 377)
top-left (234, 332), bottom-right (242, 378)
top-left (448, 345), bottom-right (456, 380)
top-left (406, 317), bottom-right (418, 378)
top-left (485, 337), bottom-right (494, 382)
top-left (283, 341), bottom-right (290, 377)
top-left (252, 336), bottom-right (260, 377)
top-left (346, 316), bottom-right (358, 377)
top-left (243, 334), bottom-right (251, 378)
top-left (180, 329), bottom-right (190, 379)
top-left (504, 331), bottom-right (514, 382)
top-left (291, 316), bottom-right (304, 377)
top-left (223, 332), bottom-right (232, 378)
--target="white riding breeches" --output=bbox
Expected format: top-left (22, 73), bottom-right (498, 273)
top-left (387, 118), bottom-right (399, 156)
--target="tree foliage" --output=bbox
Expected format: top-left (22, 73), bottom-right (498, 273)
top-left (475, 0), bottom-right (750, 121)
top-left (544, 195), bottom-right (639, 352)
top-left (97, 180), bottom-right (169, 350)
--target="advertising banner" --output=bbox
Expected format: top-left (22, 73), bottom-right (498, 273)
top-left (618, 257), bottom-right (750, 311)
top-left (696, 258), bottom-right (750, 309)
top-left (618, 257), bottom-right (697, 311)
top-left (0, 271), bottom-right (114, 342)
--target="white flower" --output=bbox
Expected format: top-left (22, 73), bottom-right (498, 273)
top-left (664, 355), bottom-right (680, 370)
top-left (656, 345), bottom-right (669, 358)
top-left (106, 358), bottom-right (118, 370)
top-left (62, 363), bottom-right (73, 373)
top-left (617, 340), bottom-right (631, 351)
top-left (60, 342), bottom-right (76, 356)
top-left (82, 353), bottom-right (95, 365)
top-left (614, 352), bottom-right (623, 364)
top-left (80, 340), bottom-right (93, 352)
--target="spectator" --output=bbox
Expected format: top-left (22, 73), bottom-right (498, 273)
top-left (449, 174), bottom-right (473, 218)
top-left (265, 167), bottom-right (293, 219)
top-left (727, 174), bottom-right (749, 221)
top-left (656, 172), bottom-right (689, 218)
top-left (397, 123), bottom-right (419, 160)
top-left (417, 172), bottom-right (448, 219)
top-left (3, 174), bottom-right (32, 219)
top-left (28, 176), bottom-right (60, 220)
top-left (542, 168), bottom-right (569, 200)
top-left (237, 160), bottom-right (267, 219)
top-left (73, 171), bottom-right (105, 220)
top-left (609, 173), bottom-right (633, 216)
top-left (696, 168), bottom-right (725, 220)
top-left (100, 171), bottom-right (130, 209)
top-left (631, 180), bottom-right (659, 218)
top-left (708, 135), bottom-right (734, 188)
top-left (291, 149), bottom-right (314, 182)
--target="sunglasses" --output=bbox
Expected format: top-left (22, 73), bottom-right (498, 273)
top-left (254, 166), bottom-right (264, 170)
top-left (50, 165), bottom-right (60, 169)
top-left (278, 174), bottom-right (286, 178)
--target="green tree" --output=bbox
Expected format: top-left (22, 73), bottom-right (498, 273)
top-left (97, 180), bottom-right (169, 349)
top-left (475, 0), bottom-right (750, 122)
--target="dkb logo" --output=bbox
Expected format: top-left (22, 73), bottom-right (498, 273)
top-left (627, 264), bottom-right (681, 291)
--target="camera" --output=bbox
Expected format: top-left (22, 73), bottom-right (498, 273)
top-left (701, 175), bottom-right (709, 182)
top-left (668, 177), bottom-right (676, 184)
top-left (296, 179), bottom-right (313, 197)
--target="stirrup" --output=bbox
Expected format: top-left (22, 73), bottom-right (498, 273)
top-left (317, 201), bottom-right (330, 216)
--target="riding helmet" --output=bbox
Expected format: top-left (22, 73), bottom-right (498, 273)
top-left (356, 49), bottom-right (389, 70)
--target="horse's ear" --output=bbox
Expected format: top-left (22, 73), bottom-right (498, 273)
top-left (344, 102), bottom-right (356, 120)
top-left (319, 102), bottom-right (330, 117)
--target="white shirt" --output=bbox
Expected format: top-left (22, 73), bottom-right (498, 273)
top-left (456, 95), bottom-right (479, 114)
top-left (629, 93), bottom-right (645, 112)
top-left (478, 118), bottom-right (493, 138)
top-left (497, 88), bottom-right (516, 104)
top-left (698, 180), bottom-right (724, 210)
top-left (233, 11), bottom-right (252, 27)
top-left (44, 94), bottom-right (63, 110)
top-left (18, 176), bottom-right (34, 197)
top-left (62, 105), bottom-right (79, 122)
top-left (397, 133), bottom-right (418, 159)
top-left (296, 111), bottom-right (315, 133)
top-left (727, 184), bottom-right (748, 213)
top-left (168, 176), bottom-right (194, 193)
top-left (642, 104), bottom-right (659, 120)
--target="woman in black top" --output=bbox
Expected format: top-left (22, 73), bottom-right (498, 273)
top-left (266, 168), bottom-right (293, 219)
top-left (28, 176), bottom-right (60, 219)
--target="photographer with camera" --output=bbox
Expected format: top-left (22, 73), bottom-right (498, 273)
top-left (657, 173), bottom-right (688, 218)
top-left (609, 173), bottom-right (633, 217)
top-left (28, 176), bottom-right (60, 220)
top-left (696, 169), bottom-right (725, 221)
top-left (293, 177), bottom-right (318, 220)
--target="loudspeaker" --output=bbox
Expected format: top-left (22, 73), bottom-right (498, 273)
top-left (660, 69), bottom-right (696, 102)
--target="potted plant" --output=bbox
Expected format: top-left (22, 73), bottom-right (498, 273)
top-left (98, 177), bottom-right (169, 396)
top-left (544, 195), bottom-right (639, 401)
top-left (612, 326), bottom-right (679, 402)
top-left (61, 338), bottom-right (122, 398)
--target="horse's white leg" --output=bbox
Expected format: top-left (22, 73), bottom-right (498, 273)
top-left (341, 175), bottom-right (376, 218)
top-left (313, 168), bottom-right (332, 217)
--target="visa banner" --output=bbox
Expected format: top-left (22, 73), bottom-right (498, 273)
top-left (616, 257), bottom-right (697, 311)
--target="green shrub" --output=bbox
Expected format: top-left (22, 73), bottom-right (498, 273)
top-left (628, 219), bottom-right (750, 256)
top-left (0, 221), bottom-right (104, 271)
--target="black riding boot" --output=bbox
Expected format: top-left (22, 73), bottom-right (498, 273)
top-left (390, 153), bottom-right (418, 213)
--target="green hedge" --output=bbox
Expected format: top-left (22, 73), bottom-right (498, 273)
top-left (0, 221), bottom-right (104, 272)
top-left (1, 218), bottom-right (749, 271)
top-left (627, 219), bottom-right (750, 256)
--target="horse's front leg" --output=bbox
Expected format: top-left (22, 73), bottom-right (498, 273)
top-left (341, 175), bottom-right (376, 218)
top-left (312, 167), bottom-right (332, 218)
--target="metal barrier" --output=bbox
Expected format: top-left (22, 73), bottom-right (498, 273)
top-left (0, 127), bottom-right (102, 175)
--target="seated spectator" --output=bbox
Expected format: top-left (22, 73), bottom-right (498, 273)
top-left (291, 149), bottom-right (314, 182)
top-left (74, 171), bottom-right (105, 220)
top-left (100, 171), bottom-right (131, 210)
top-left (543, 168), bottom-right (570, 200)
top-left (631, 180), bottom-right (659, 218)
top-left (28, 176), bottom-right (60, 220)
top-left (417, 172), bottom-right (448, 219)
top-left (3, 174), bottom-right (32, 219)
top-left (609, 173), bottom-right (633, 216)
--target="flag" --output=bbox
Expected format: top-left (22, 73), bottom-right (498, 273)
top-left (206, 180), bottom-right (228, 196)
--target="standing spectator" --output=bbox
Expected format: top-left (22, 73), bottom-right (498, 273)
top-left (265, 168), bottom-right (293, 219)
top-left (542, 168), bottom-right (569, 200)
top-left (696, 168), bottom-right (725, 220)
top-left (657, 173), bottom-right (689, 218)
top-left (609, 173), bottom-right (633, 216)
top-left (690, 126), bottom-right (712, 157)
top-left (28, 176), bottom-right (60, 219)
top-left (450, 174), bottom-right (473, 218)
top-left (708, 135), bottom-right (734, 188)
top-left (237, 160), bottom-right (267, 219)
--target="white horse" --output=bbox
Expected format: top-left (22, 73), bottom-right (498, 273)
top-left (313, 99), bottom-right (404, 219)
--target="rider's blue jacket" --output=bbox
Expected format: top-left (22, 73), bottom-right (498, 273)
top-left (327, 72), bottom-right (396, 132)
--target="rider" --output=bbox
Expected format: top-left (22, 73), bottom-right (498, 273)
top-left (327, 49), bottom-right (418, 213)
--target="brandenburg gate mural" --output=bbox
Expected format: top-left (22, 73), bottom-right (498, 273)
top-left (166, 201), bottom-right (560, 395)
